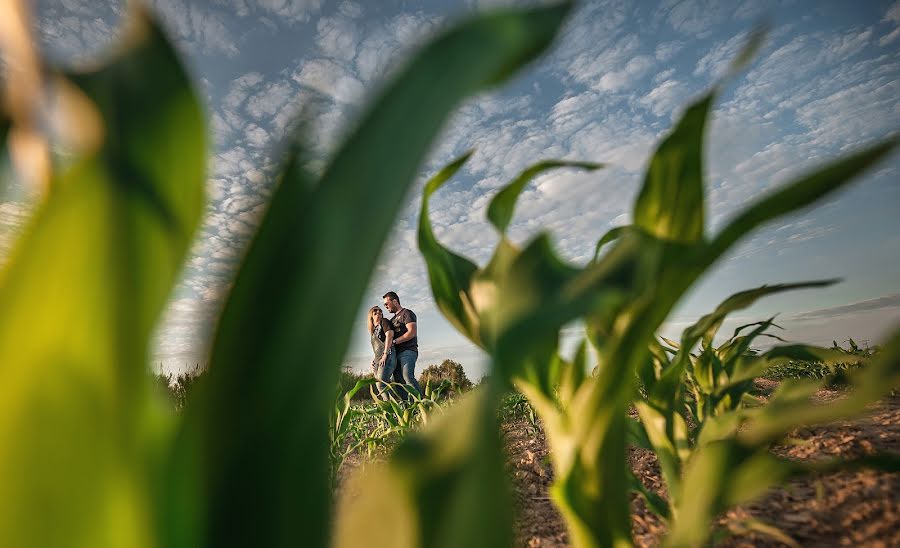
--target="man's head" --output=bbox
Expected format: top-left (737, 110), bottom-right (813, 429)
top-left (382, 291), bottom-right (400, 313)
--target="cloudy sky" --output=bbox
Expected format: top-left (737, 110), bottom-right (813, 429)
top-left (4, 0), bottom-right (900, 377)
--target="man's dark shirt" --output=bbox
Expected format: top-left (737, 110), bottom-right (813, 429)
top-left (391, 308), bottom-right (418, 352)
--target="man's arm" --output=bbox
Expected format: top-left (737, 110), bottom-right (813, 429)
top-left (394, 322), bottom-right (417, 344)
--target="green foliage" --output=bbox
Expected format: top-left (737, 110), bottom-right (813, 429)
top-left (419, 358), bottom-right (474, 395)
top-left (628, 285), bottom-right (900, 545)
top-left (337, 366), bottom-right (377, 402)
top-left (499, 392), bottom-right (539, 432)
top-left (0, 10), bottom-right (204, 547)
top-left (418, 30), bottom-right (899, 548)
top-left (763, 339), bottom-right (872, 385)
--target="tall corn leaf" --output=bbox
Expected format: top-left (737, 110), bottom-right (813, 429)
top-left (487, 160), bottom-right (601, 234)
top-left (418, 152), bottom-right (483, 345)
top-left (633, 94), bottom-right (712, 243)
top-left (0, 11), bottom-right (204, 547)
top-left (174, 4), bottom-right (573, 547)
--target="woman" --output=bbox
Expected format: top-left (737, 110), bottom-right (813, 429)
top-left (368, 306), bottom-right (397, 399)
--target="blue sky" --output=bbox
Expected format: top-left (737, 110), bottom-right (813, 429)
top-left (3, 0), bottom-right (899, 378)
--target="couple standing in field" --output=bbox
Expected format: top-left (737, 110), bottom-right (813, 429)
top-left (367, 291), bottom-right (422, 400)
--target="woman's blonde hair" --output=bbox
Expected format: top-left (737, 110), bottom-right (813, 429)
top-left (367, 306), bottom-right (383, 334)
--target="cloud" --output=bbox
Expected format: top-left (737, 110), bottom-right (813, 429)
top-left (655, 40), bottom-right (683, 62)
top-left (639, 78), bottom-right (690, 117)
top-left (354, 12), bottom-right (443, 84)
top-left (880, 0), bottom-right (900, 46)
top-left (884, 0), bottom-right (900, 23)
top-left (879, 27), bottom-right (900, 46)
top-left (293, 59), bottom-right (364, 105)
top-left (694, 31), bottom-right (749, 78)
top-left (246, 0), bottom-right (323, 24)
top-left (151, 0), bottom-right (240, 57)
top-left (656, 0), bottom-right (732, 38)
top-left (791, 294), bottom-right (900, 321)
top-left (315, 15), bottom-right (360, 62)
top-left (594, 54), bottom-right (655, 92)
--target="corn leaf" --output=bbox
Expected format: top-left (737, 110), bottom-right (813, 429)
top-left (0, 10), bottom-right (204, 547)
top-left (591, 225), bottom-right (629, 262)
top-left (708, 139), bottom-right (897, 261)
top-left (633, 93), bottom-right (713, 243)
top-left (177, 4), bottom-right (574, 547)
top-left (418, 152), bottom-right (483, 346)
top-left (487, 160), bottom-right (601, 234)
top-left (683, 281), bottom-right (837, 350)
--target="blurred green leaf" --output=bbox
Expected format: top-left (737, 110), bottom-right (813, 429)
top-left (591, 225), bottom-right (628, 262)
top-left (0, 10), bottom-right (204, 547)
top-left (177, 4), bottom-right (574, 547)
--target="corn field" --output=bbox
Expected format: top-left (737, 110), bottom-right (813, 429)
top-left (0, 2), bottom-right (898, 547)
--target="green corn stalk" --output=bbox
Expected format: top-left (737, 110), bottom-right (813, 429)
top-left (330, 377), bottom-right (379, 485)
top-left (662, 328), bottom-right (900, 547)
top-left (414, 30), bottom-right (898, 548)
top-left (629, 282), bottom-right (897, 545)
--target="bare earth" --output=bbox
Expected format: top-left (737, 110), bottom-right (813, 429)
top-left (505, 380), bottom-right (900, 547)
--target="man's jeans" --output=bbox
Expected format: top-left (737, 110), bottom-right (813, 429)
top-left (396, 348), bottom-right (422, 398)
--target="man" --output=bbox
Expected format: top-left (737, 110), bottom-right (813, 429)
top-left (383, 291), bottom-right (422, 398)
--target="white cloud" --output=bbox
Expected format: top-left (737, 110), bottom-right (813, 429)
top-left (563, 33), bottom-right (642, 87)
top-left (293, 59), bottom-right (364, 105)
top-left (657, 0), bottom-right (731, 38)
top-left (245, 79), bottom-right (297, 119)
top-left (879, 27), bottom-right (900, 46)
top-left (248, 0), bottom-right (323, 24)
top-left (593, 54), bottom-right (655, 92)
top-left (694, 31), bottom-right (749, 78)
top-left (884, 0), bottom-right (900, 23)
top-left (655, 40), bottom-right (683, 62)
top-left (639, 78), bottom-right (690, 117)
top-left (315, 16), bottom-right (360, 62)
top-left (152, 0), bottom-right (240, 57)
top-left (879, 1), bottom-right (900, 45)
top-left (354, 12), bottom-right (443, 84)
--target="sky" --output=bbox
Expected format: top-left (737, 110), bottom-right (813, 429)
top-left (2, 0), bottom-right (899, 378)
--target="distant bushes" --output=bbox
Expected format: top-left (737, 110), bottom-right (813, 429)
top-left (419, 359), bottom-right (473, 396)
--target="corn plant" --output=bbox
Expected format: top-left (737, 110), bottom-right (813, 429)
top-left (0, 2), bottom-right (572, 547)
top-left (627, 283), bottom-right (898, 545)
top-left (330, 377), bottom-right (379, 485)
top-left (330, 376), bottom-right (452, 486)
top-left (408, 30), bottom-right (899, 548)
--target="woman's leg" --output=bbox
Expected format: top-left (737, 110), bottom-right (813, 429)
top-left (376, 351), bottom-right (397, 400)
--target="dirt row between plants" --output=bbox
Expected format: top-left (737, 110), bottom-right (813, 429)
top-left (504, 380), bottom-right (900, 547)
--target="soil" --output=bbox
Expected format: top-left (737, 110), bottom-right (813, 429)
top-left (504, 380), bottom-right (900, 547)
